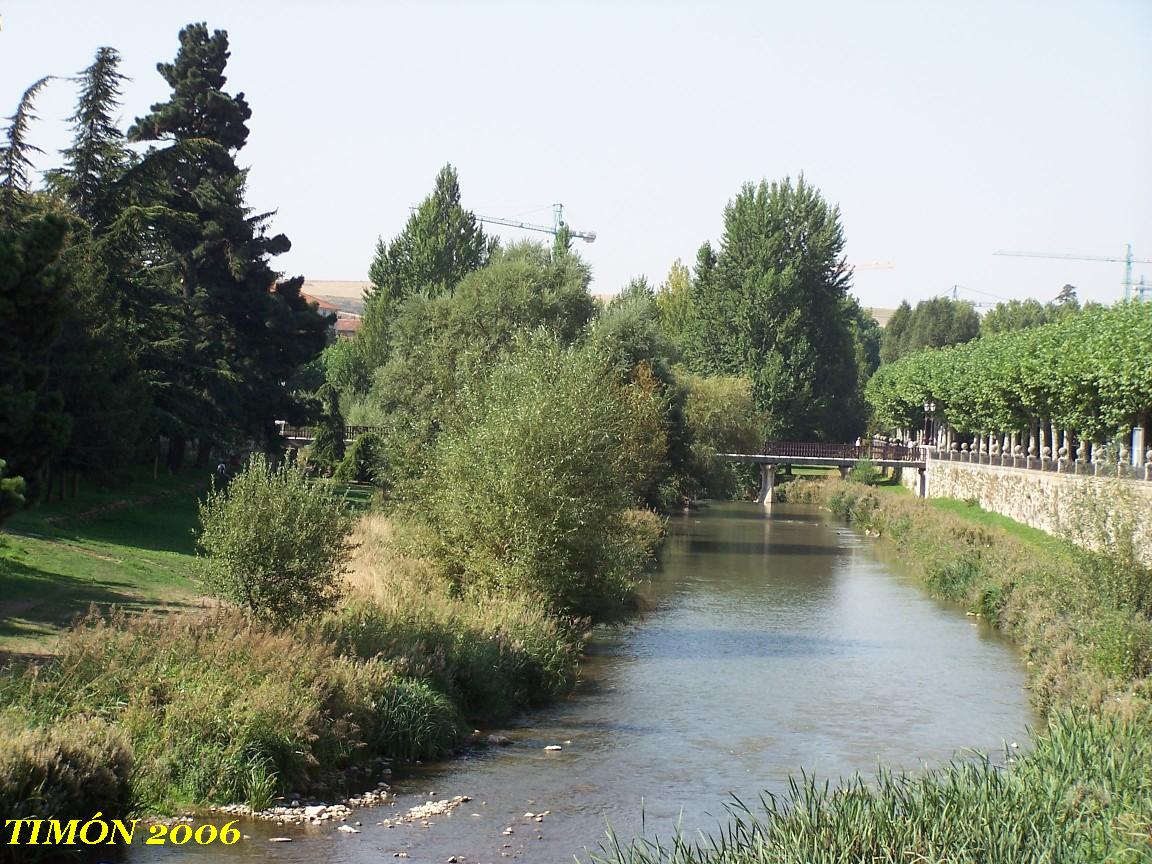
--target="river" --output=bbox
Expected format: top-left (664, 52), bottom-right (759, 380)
top-left (132, 500), bottom-right (1034, 864)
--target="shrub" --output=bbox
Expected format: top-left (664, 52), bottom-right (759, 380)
top-left (195, 455), bottom-right (353, 626)
top-left (847, 458), bottom-right (882, 485)
top-left (415, 336), bottom-right (664, 618)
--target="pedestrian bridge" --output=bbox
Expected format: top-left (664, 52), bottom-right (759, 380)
top-left (719, 441), bottom-right (926, 504)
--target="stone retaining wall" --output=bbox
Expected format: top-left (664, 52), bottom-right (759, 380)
top-left (918, 460), bottom-right (1152, 563)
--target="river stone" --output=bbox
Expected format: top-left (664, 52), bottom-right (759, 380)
top-left (303, 805), bottom-right (326, 818)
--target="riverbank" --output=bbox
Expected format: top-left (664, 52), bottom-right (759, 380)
top-left (592, 480), bottom-right (1152, 863)
top-left (0, 507), bottom-right (600, 844)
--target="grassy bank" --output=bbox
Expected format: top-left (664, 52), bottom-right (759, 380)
top-left (0, 511), bottom-right (584, 826)
top-left (0, 471), bottom-right (206, 657)
top-left (592, 479), bottom-right (1152, 863)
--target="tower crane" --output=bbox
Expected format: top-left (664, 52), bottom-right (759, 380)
top-left (477, 203), bottom-right (596, 244)
top-left (993, 244), bottom-right (1152, 301)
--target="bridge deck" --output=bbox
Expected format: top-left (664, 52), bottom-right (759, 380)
top-left (719, 453), bottom-right (925, 469)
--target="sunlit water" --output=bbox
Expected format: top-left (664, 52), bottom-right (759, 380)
top-left (130, 501), bottom-right (1034, 864)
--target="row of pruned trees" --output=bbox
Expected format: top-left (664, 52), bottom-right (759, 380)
top-left (865, 301), bottom-right (1152, 456)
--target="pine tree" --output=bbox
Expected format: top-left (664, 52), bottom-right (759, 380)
top-left (686, 176), bottom-right (861, 440)
top-left (47, 48), bottom-right (132, 226)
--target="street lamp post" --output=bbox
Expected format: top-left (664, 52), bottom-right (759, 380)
top-left (923, 401), bottom-right (937, 448)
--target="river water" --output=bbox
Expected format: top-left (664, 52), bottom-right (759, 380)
top-left (133, 501), bottom-right (1034, 864)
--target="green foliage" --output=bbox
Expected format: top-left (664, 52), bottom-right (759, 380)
top-left (415, 337), bottom-right (665, 618)
top-left (847, 458), bottom-right (882, 485)
top-left (195, 455), bottom-right (352, 626)
top-left (866, 301), bottom-right (1152, 441)
top-left (0, 214), bottom-right (74, 492)
top-left (371, 241), bottom-right (596, 483)
top-left (309, 383), bottom-right (346, 472)
top-left (879, 296), bottom-right (980, 364)
top-left (0, 459), bottom-right (25, 528)
top-left (359, 164), bottom-right (494, 371)
top-left (124, 23), bottom-right (329, 462)
top-left (335, 432), bottom-right (389, 487)
top-left (653, 258), bottom-right (694, 350)
top-left (680, 374), bottom-right (762, 499)
top-left (685, 176), bottom-right (862, 440)
top-left (0, 77), bottom-right (52, 224)
top-left (45, 48), bottom-right (133, 226)
top-left (590, 279), bottom-right (692, 507)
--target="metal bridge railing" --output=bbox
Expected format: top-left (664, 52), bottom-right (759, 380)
top-left (759, 440), bottom-right (919, 462)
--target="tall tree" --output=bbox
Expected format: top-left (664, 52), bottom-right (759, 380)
top-left (46, 48), bottom-right (132, 226)
top-left (686, 176), bottom-right (861, 440)
top-left (126, 23), bottom-right (328, 467)
top-left (359, 164), bottom-right (493, 371)
top-left (0, 77), bottom-right (52, 224)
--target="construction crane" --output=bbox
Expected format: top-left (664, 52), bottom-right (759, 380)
top-left (945, 284), bottom-right (998, 309)
top-left (993, 244), bottom-right (1152, 301)
top-left (477, 203), bottom-right (596, 244)
top-left (847, 261), bottom-right (895, 272)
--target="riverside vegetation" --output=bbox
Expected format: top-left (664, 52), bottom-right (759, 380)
top-left (589, 478), bottom-right (1152, 863)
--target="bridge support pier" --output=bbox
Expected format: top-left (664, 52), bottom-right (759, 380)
top-left (917, 467), bottom-right (927, 498)
top-left (757, 463), bottom-right (777, 507)
top-left (838, 466), bottom-right (851, 479)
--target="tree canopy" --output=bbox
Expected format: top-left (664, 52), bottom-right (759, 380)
top-left (686, 176), bottom-right (862, 440)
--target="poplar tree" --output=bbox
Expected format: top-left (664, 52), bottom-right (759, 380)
top-left (359, 164), bottom-right (494, 371)
top-left (687, 176), bottom-right (861, 440)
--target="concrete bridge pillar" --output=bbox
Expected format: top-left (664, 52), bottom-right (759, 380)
top-left (757, 463), bottom-right (777, 507)
top-left (838, 465), bottom-right (851, 479)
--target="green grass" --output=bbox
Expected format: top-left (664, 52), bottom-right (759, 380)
top-left (0, 470), bottom-right (208, 657)
top-left (928, 496), bottom-right (1071, 556)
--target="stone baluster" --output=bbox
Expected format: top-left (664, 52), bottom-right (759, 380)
top-left (1118, 441), bottom-right (1130, 478)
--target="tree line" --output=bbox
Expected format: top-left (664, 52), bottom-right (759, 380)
top-left (0, 25), bottom-right (329, 505)
top-left (865, 301), bottom-right (1152, 448)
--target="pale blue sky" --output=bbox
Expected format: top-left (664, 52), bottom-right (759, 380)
top-left (2, 0), bottom-right (1149, 308)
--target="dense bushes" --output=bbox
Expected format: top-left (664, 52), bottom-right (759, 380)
top-left (195, 456), bottom-right (353, 626)
top-left (0, 510), bottom-right (585, 817)
top-left (414, 337), bottom-right (665, 619)
top-left (324, 515), bottom-right (582, 718)
top-left (0, 609), bottom-right (466, 813)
